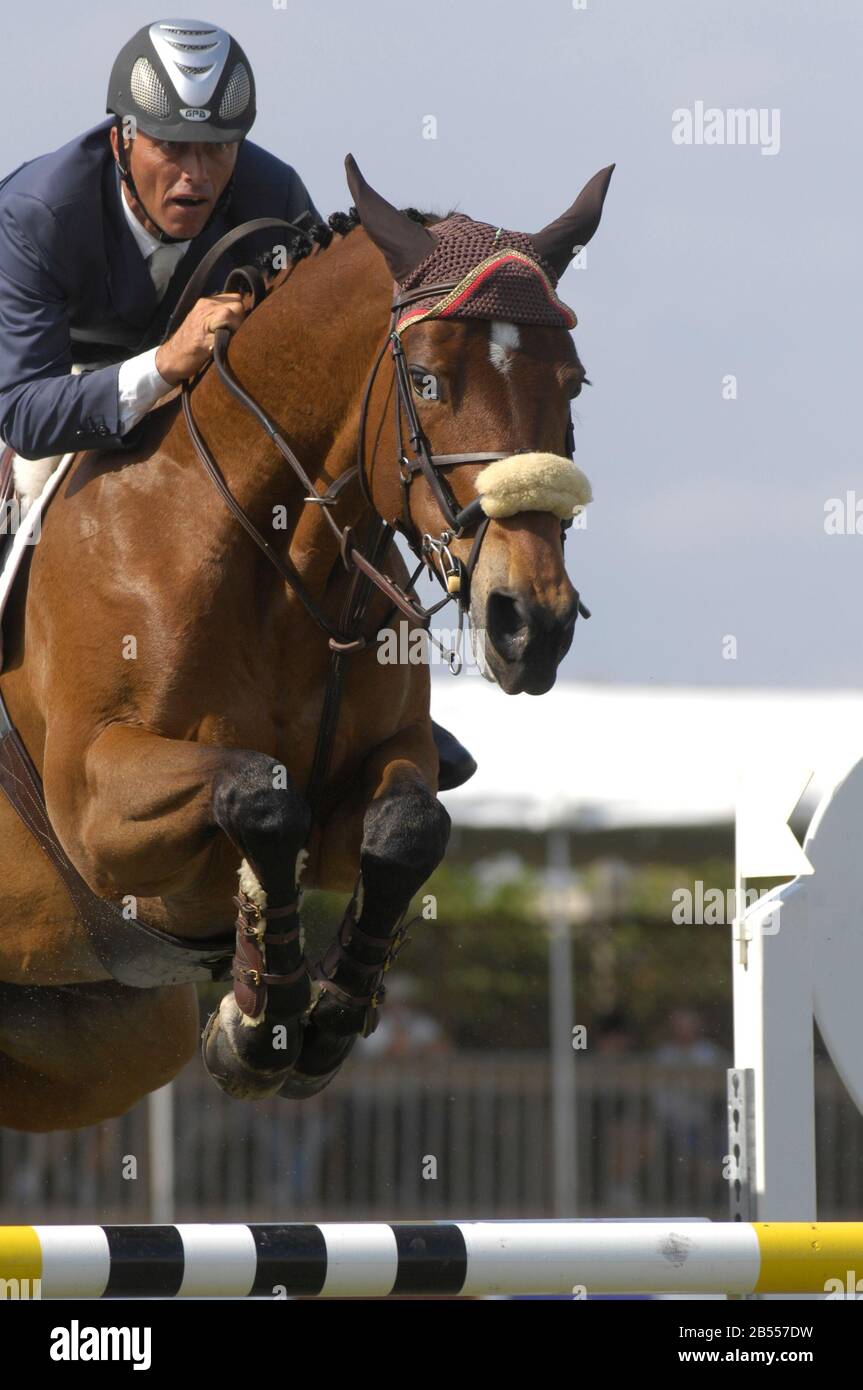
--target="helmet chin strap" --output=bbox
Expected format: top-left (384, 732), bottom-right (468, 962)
top-left (114, 124), bottom-right (237, 246)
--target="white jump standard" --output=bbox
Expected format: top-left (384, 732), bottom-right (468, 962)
top-left (730, 755), bottom-right (863, 1221)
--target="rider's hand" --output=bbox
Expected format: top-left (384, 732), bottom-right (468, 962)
top-left (155, 292), bottom-right (248, 386)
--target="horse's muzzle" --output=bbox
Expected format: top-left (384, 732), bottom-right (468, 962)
top-left (484, 587), bottom-right (580, 694)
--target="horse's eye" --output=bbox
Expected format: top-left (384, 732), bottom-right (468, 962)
top-left (409, 366), bottom-right (440, 401)
top-left (564, 368), bottom-right (588, 400)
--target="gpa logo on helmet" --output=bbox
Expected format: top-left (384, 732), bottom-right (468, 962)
top-left (180, 107), bottom-right (210, 121)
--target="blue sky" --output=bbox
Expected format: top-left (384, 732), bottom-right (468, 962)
top-left (3, 1), bottom-right (860, 686)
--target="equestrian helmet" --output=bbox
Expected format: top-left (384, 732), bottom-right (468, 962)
top-left (106, 18), bottom-right (256, 143)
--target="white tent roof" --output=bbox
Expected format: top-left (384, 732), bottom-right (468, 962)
top-left (433, 680), bottom-right (863, 830)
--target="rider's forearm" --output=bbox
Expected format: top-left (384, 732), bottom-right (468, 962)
top-left (117, 347), bottom-right (175, 433)
top-left (0, 363), bottom-right (126, 459)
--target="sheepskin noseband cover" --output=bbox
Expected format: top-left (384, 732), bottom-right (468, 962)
top-left (475, 452), bottom-right (592, 520)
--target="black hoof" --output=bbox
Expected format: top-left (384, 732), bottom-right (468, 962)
top-left (275, 990), bottom-right (367, 1099)
top-left (202, 992), bottom-right (305, 1101)
top-left (275, 1029), bottom-right (359, 1100)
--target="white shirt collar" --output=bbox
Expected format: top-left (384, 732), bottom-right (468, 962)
top-left (119, 182), bottom-right (191, 261)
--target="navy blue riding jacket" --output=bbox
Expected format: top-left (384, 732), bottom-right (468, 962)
top-left (0, 118), bottom-right (320, 458)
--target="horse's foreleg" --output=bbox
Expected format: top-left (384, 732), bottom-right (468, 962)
top-left (203, 748), bottom-right (313, 1099)
top-left (49, 725), bottom-right (312, 1100)
top-left (279, 726), bottom-right (451, 1098)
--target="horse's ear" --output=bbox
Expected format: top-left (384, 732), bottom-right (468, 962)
top-left (531, 164), bottom-right (615, 278)
top-left (345, 153), bottom-right (437, 280)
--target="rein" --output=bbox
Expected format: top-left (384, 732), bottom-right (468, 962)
top-left (166, 217), bottom-right (589, 806)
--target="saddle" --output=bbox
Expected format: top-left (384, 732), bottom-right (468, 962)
top-left (0, 443), bottom-right (13, 572)
top-left (0, 443), bottom-right (12, 500)
top-left (0, 443), bottom-right (16, 668)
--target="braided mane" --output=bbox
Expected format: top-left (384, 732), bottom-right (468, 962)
top-left (252, 206), bottom-right (453, 282)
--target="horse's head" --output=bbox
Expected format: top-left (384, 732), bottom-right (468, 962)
top-left (346, 156), bottom-right (613, 695)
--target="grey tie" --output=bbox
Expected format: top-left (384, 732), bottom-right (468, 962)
top-left (149, 245), bottom-right (186, 302)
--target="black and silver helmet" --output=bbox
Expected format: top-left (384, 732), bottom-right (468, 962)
top-left (107, 18), bottom-right (256, 143)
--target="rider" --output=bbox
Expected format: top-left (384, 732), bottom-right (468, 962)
top-left (0, 17), bottom-right (319, 497)
top-left (0, 17), bottom-right (476, 790)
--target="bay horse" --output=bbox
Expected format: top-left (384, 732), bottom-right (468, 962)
top-left (0, 156), bottom-right (613, 1131)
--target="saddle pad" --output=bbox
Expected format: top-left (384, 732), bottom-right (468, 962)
top-left (0, 450), bottom-right (76, 673)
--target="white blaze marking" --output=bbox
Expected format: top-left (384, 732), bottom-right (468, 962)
top-left (488, 320), bottom-right (520, 373)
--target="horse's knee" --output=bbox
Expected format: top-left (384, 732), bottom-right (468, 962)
top-left (361, 783), bottom-right (451, 892)
top-left (213, 750), bottom-right (310, 859)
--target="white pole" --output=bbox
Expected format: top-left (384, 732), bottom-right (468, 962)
top-left (13, 1221), bottom-right (863, 1298)
top-left (148, 1082), bottom-right (175, 1224)
top-left (547, 826), bottom-right (576, 1215)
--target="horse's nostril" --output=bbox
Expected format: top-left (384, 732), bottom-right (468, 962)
top-left (486, 588), bottom-right (581, 671)
top-left (486, 589), bottom-right (529, 659)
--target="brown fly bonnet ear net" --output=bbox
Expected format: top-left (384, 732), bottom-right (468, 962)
top-left (393, 212), bottom-right (578, 334)
top-left (392, 215), bottom-right (592, 521)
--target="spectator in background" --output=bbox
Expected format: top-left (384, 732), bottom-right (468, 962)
top-left (594, 1010), bottom-right (635, 1058)
top-left (654, 1009), bottom-right (722, 1070)
top-left (355, 976), bottom-right (451, 1061)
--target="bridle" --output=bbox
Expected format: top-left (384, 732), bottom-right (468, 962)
top-left (164, 217), bottom-right (589, 805)
top-left (358, 278), bottom-right (589, 618)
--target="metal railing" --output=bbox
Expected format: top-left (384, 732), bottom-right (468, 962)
top-left (1, 1056), bottom-right (861, 1222)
